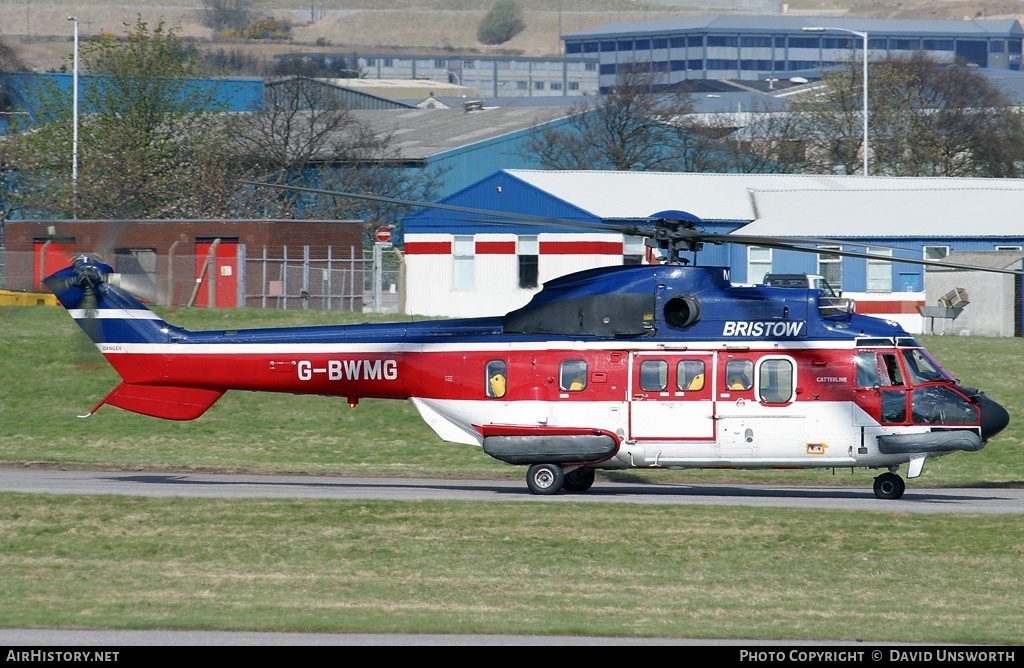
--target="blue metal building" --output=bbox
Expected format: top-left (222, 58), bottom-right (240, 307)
top-left (0, 73), bottom-right (264, 134)
top-left (563, 15), bottom-right (1024, 89)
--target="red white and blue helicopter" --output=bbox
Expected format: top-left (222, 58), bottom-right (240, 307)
top-left (44, 185), bottom-right (1014, 499)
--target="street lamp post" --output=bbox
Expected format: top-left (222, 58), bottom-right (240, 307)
top-left (803, 26), bottom-right (869, 176)
top-left (68, 16), bottom-right (79, 191)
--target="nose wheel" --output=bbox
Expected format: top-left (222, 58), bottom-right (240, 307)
top-left (873, 472), bottom-right (906, 500)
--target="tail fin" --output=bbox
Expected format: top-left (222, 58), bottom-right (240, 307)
top-left (45, 256), bottom-right (223, 420)
top-left (44, 256), bottom-right (173, 345)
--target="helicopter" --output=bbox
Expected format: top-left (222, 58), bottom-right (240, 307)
top-left (43, 185), bottom-right (1015, 499)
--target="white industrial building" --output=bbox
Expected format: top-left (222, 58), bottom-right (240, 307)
top-left (401, 170), bottom-right (1024, 335)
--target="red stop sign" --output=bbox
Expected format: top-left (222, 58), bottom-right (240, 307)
top-left (375, 226), bottom-right (392, 243)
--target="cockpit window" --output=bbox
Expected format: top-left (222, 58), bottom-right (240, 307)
top-left (902, 349), bottom-right (954, 384)
top-left (855, 352), bottom-right (879, 388)
top-left (881, 353), bottom-right (904, 386)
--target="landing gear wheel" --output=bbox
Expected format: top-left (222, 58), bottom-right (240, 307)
top-left (562, 467), bottom-right (596, 493)
top-left (873, 472), bottom-right (906, 500)
top-left (526, 463), bottom-right (564, 495)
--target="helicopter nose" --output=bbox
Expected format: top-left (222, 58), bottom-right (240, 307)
top-left (978, 393), bottom-right (1010, 441)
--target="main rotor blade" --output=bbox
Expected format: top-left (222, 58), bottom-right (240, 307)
top-left (724, 235), bottom-right (1024, 275)
top-left (236, 180), bottom-right (649, 233)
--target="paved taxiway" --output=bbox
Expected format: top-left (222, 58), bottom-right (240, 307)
top-left (1, 467), bottom-right (1021, 514)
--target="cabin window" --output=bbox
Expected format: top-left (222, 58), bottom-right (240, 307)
top-left (486, 360), bottom-right (507, 398)
top-left (725, 359), bottom-right (753, 391)
top-left (758, 358), bottom-right (794, 403)
top-left (560, 360), bottom-right (588, 391)
top-left (639, 360), bottom-right (667, 391)
top-left (677, 360), bottom-right (705, 390)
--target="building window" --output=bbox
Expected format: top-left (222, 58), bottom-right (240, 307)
top-left (923, 246), bottom-right (949, 261)
top-left (623, 235), bottom-right (645, 265)
top-left (817, 245), bottom-right (843, 292)
top-left (708, 35), bottom-right (739, 48)
top-left (748, 246), bottom-right (772, 284)
top-left (518, 236), bottom-right (538, 289)
top-left (867, 247), bottom-right (893, 292)
top-left (453, 235), bottom-right (475, 290)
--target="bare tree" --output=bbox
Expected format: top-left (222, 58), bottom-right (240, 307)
top-left (519, 67), bottom-right (723, 172)
top-left (786, 51), bottom-right (1024, 177)
top-left (229, 77), bottom-right (445, 244)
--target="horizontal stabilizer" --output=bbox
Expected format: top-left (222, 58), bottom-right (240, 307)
top-left (88, 383), bottom-right (225, 421)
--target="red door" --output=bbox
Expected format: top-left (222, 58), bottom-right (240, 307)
top-left (34, 239), bottom-right (76, 291)
top-left (193, 239), bottom-right (239, 308)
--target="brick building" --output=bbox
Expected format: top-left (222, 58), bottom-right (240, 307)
top-left (4, 219), bottom-right (363, 309)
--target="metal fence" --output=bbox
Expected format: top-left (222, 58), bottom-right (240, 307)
top-left (0, 245), bottom-right (404, 314)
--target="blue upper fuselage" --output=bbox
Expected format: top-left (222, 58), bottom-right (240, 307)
top-left (47, 260), bottom-right (906, 346)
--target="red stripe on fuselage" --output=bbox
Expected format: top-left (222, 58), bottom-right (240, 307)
top-left (102, 345), bottom-right (873, 405)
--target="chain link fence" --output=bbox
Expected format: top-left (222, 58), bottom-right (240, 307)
top-left (0, 245), bottom-right (405, 314)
